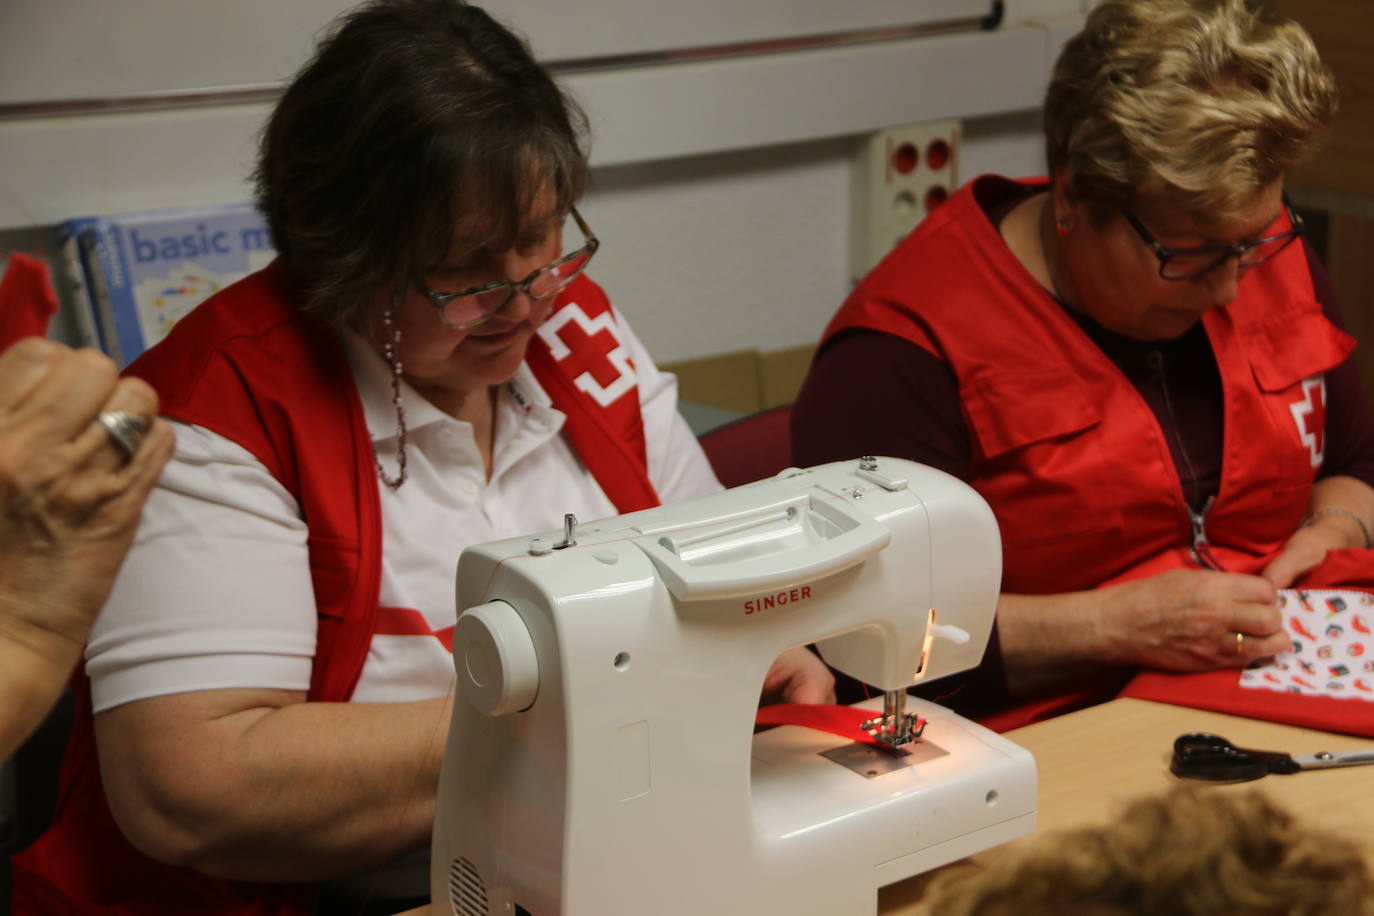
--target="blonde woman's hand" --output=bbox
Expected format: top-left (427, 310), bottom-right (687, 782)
top-left (1098, 568), bottom-right (1288, 671)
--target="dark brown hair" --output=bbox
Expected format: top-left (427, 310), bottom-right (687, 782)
top-left (255, 0), bottom-right (589, 327)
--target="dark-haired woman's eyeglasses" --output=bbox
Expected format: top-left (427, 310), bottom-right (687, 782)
top-left (1120, 203), bottom-right (1304, 282)
top-left (422, 208), bottom-right (599, 330)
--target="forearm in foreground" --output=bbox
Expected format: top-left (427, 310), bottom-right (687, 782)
top-left (96, 689), bottom-right (453, 883)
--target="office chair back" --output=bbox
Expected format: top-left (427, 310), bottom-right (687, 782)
top-left (697, 404), bottom-right (795, 489)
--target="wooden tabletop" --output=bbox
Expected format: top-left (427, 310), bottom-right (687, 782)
top-left (404, 698), bottom-right (1374, 916)
top-left (878, 697), bottom-right (1374, 913)
top-left (986, 697), bottom-right (1372, 839)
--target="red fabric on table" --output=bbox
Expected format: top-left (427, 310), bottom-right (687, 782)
top-left (0, 252), bottom-right (58, 349)
top-left (1119, 548), bottom-right (1374, 737)
top-left (1121, 667), bottom-right (1374, 738)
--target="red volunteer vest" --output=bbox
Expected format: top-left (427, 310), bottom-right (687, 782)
top-left (824, 176), bottom-right (1354, 595)
top-left (14, 261), bottom-right (659, 915)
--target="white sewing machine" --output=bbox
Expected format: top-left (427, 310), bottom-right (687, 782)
top-left (432, 457), bottom-right (1036, 915)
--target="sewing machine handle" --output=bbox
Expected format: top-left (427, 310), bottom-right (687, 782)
top-left (634, 493), bottom-right (891, 601)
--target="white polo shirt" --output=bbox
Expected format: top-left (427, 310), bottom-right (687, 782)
top-left (88, 311), bottom-right (722, 713)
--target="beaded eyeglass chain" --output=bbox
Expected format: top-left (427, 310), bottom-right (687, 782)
top-left (376, 305), bottom-right (410, 490)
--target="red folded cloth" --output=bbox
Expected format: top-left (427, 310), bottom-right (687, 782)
top-left (0, 252), bottom-right (59, 350)
top-left (1119, 549), bottom-right (1374, 738)
top-left (1120, 667), bottom-right (1374, 738)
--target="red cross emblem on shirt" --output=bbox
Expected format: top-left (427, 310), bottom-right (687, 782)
top-left (1289, 377), bottom-right (1326, 468)
top-left (537, 302), bottom-right (635, 407)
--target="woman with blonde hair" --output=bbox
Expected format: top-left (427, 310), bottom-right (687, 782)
top-left (794, 0), bottom-right (1374, 721)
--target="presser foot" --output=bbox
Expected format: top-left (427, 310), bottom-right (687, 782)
top-left (860, 712), bottom-right (927, 749)
top-left (862, 689), bottom-right (927, 749)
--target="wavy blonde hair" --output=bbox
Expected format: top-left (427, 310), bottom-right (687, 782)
top-left (1045, 0), bottom-right (1336, 224)
top-left (916, 786), bottom-right (1374, 916)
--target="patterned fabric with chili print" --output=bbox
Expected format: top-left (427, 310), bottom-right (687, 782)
top-left (1241, 589), bottom-right (1374, 700)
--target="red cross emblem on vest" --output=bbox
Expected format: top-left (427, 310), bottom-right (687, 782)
top-left (537, 302), bottom-right (636, 407)
top-left (1289, 376), bottom-right (1326, 468)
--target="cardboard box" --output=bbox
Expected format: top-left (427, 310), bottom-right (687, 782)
top-left (663, 344), bottom-right (816, 416)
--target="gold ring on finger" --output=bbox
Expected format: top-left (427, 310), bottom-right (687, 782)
top-left (1233, 631), bottom-right (1245, 655)
top-left (96, 411), bottom-right (150, 464)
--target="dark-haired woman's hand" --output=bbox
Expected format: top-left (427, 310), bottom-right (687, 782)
top-left (760, 645), bottom-right (837, 706)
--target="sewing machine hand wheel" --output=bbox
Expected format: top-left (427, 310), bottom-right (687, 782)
top-left (454, 600), bottom-right (540, 716)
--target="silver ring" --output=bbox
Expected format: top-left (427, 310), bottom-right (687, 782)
top-left (97, 411), bottom-right (150, 464)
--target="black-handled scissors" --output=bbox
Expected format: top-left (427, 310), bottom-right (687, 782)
top-left (1171, 732), bottom-right (1374, 782)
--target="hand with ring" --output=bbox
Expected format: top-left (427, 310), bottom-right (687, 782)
top-left (0, 337), bottom-right (174, 760)
top-left (1094, 568), bottom-right (1290, 672)
top-left (97, 410), bottom-right (152, 465)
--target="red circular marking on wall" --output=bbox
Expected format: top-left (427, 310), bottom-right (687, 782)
top-left (925, 138), bottom-right (951, 171)
top-left (924, 185), bottom-right (949, 212)
top-left (892, 142), bottom-right (919, 174)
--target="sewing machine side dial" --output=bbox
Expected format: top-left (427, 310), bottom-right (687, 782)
top-left (454, 600), bottom-right (540, 716)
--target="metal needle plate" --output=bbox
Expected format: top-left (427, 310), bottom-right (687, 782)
top-left (820, 738), bottom-right (949, 778)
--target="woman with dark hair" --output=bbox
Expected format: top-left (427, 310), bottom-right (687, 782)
top-left (14, 2), bottom-right (831, 913)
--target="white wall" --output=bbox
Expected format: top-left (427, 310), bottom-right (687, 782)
top-left (1, 1), bottom-right (1078, 361)
top-left (0, 0), bottom-right (997, 104)
top-left (585, 109), bottom-right (1046, 363)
